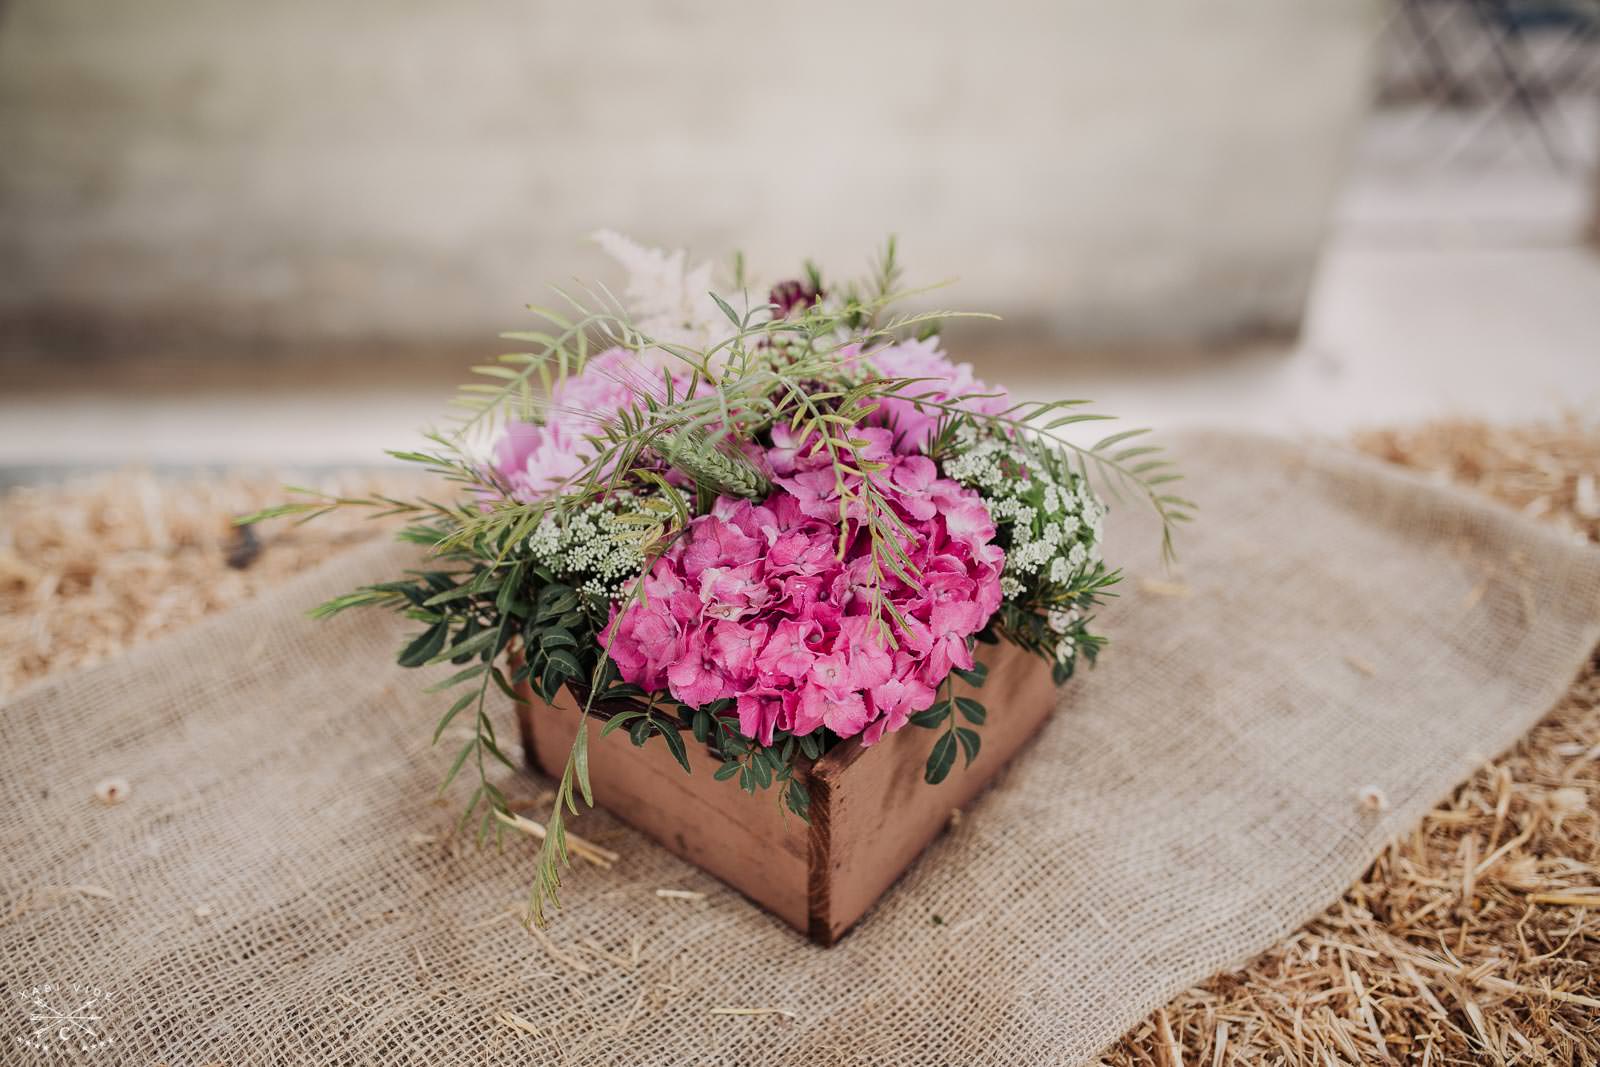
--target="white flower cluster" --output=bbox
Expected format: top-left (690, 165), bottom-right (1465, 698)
top-left (1047, 608), bottom-right (1082, 664)
top-left (525, 500), bottom-right (647, 604)
top-left (943, 426), bottom-right (1105, 601)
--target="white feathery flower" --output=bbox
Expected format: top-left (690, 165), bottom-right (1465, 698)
top-left (593, 230), bottom-right (727, 370)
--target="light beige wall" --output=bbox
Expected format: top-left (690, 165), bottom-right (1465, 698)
top-left (1593, 110), bottom-right (1600, 246)
top-left (0, 1), bottom-right (1377, 357)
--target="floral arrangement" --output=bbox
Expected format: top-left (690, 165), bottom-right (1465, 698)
top-left (249, 234), bottom-right (1186, 922)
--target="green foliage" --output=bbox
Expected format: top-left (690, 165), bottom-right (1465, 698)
top-left (661, 701), bottom-right (816, 821)
top-left (651, 427), bottom-right (771, 502)
top-left (932, 407), bottom-right (1192, 566)
top-left (912, 667), bottom-right (989, 786)
top-left (935, 414), bottom-right (1127, 679)
top-left (306, 521), bottom-right (620, 860)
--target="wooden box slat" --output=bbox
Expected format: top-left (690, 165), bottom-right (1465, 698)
top-left (514, 640), bottom-right (1058, 944)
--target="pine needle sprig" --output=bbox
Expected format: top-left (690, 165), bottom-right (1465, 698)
top-left (892, 396), bottom-right (1192, 563)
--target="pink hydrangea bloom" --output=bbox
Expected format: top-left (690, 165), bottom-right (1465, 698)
top-left (601, 436), bottom-right (1004, 746)
top-left (866, 337), bottom-right (1011, 454)
top-left (491, 348), bottom-right (695, 502)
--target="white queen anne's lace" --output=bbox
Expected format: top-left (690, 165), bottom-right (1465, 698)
top-left (943, 423), bottom-right (1108, 671)
top-left (943, 425), bottom-right (1104, 594)
top-left (526, 500), bottom-right (647, 604)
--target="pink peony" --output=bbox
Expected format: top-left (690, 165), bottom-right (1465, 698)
top-left (601, 433), bottom-right (1004, 746)
top-left (865, 337), bottom-right (1011, 454)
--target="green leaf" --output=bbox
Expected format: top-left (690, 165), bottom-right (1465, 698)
top-left (708, 291), bottom-right (743, 329)
top-left (494, 562), bottom-right (525, 614)
top-left (660, 727), bottom-right (692, 774)
top-left (427, 626), bottom-right (498, 666)
top-left (536, 590), bottom-right (580, 621)
top-left (440, 736), bottom-right (476, 792)
top-left (422, 584), bottom-right (480, 608)
top-left (1043, 412), bottom-right (1115, 430)
top-left (600, 710), bottom-right (643, 736)
top-left (545, 648), bottom-right (582, 679)
top-left (536, 668), bottom-right (564, 704)
top-left (573, 728), bottom-right (593, 807)
top-left (481, 732), bottom-right (519, 772)
top-left (539, 629), bottom-right (577, 650)
top-left (432, 689), bottom-right (479, 744)
top-left (455, 784), bottom-right (483, 834)
top-left (955, 727), bottom-right (981, 766)
top-left (628, 718), bottom-right (653, 747)
top-left (425, 663), bottom-right (489, 693)
top-left (909, 705), bottom-right (949, 729)
top-left (398, 622), bottom-right (448, 668)
top-left (954, 697), bottom-right (986, 725)
top-left (785, 778), bottom-right (811, 821)
top-left (1093, 427), bottom-right (1151, 452)
top-left (490, 666), bottom-right (526, 704)
top-left (750, 754), bottom-right (772, 790)
top-left (924, 732), bottom-right (957, 785)
top-left (952, 662), bottom-right (988, 687)
top-left (714, 761), bottom-right (740, 781)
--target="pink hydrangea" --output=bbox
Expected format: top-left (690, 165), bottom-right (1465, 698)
top-left (491, 348), bottom-right (682, 502)
top-left (601, 431), bottom-right (1004, 746)
top-left (865, 337), bottom-right (1011, 454)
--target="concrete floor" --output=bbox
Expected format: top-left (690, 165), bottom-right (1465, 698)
top-left (2, 104), bottom-right (1597, 472)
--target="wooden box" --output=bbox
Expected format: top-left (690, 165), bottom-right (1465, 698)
top-left (512, 640), bottom-right (1058, 945)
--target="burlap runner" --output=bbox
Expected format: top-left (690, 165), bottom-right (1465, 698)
top-left (4, 431), bottom-right (1598, 1066)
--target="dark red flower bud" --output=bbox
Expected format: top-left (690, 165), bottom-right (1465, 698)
top-left (769, 279), bottom-right (822, 318)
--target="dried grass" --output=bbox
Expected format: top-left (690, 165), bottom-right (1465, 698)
top-left (1109, 416), bottom-right (1600, 1067)
top-left (2, 418), bottom-right (1596, 1064)
top-left (0, 469), bottom-right (426, 694)
top-left (1355, 416), bottom-right (1600, 547)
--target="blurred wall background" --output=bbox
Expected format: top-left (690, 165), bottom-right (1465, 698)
top-left (0, 0), bottom-right (1377, 368)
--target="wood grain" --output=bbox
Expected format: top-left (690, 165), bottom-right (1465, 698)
top-left (806, 641), bottom-right (1058, 943)
top-left (513, 641), bottom-right (1059, 944)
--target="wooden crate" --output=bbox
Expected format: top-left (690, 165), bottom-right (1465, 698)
top-left (513, 640), bottom-right (1058, 945)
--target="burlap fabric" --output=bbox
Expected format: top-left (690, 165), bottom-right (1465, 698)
top-left (4, 431), bottom-right (1598, 1066)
